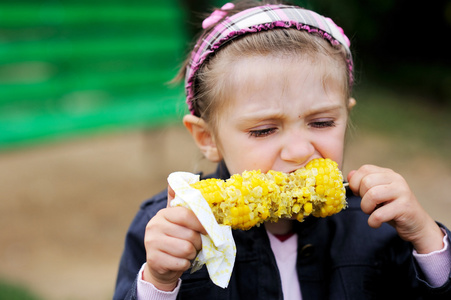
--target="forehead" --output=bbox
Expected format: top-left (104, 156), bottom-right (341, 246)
top-left (221, 54), bottom-right (347, 116)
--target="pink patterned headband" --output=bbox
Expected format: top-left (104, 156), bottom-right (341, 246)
top-left (186, 3), bottom-right (353, 115)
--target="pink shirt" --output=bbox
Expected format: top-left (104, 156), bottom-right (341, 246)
top-left (267, 232), bottom-right (302, 300)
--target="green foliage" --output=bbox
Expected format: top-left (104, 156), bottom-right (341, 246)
top-left (0, 280), bottom-right (42, 300)
top-left (0, 1), bottom-right (188, 149)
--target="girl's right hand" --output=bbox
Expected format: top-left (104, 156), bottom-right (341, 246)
top-left (143, 185), bottom-right (207, 291)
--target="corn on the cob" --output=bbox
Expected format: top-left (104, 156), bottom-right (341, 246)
top-left (190, 158), bottom-right (347, 230)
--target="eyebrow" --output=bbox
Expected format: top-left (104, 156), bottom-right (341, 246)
top-left (237, 103), bottom-right (345, 124)
top-left (301, 104), bottom-right (345, 117)
top-left (234, 110), bottom-right (284, 125)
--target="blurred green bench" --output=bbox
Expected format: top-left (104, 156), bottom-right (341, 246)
top-left (0, 0), bottom-right (189, 149)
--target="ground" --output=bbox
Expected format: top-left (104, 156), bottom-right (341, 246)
top-left (0, 125), bottom-right (450, 300)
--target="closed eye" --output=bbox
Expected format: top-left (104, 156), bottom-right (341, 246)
top-left (248, 127), bottom-right (277, 138)
top-left (309, 120), bottom-right (336, 129)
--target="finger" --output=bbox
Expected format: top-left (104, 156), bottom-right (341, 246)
top-left (346, 170), bottom-right (356, 183)
top-left (156, 235), bottom-right (200, 261)
top-left (348, 165), bottom-right (372, 196)
top-left (165, 207), bottom-right (208, 236)
top-left (147, 247), bottom-right (191, 274)
top-left (167, 185), bottom-right (176, 206)
top-left (145, 220), bottom-right (201, 262)
top-left (146, 209), bottom-right (204, 250)
top-left (360, 183), bottom-right (394, 215)
top-left (149, 208), bottom-right (204, 251)
top-left (161, 221), bottom-right (203, 252)
top-left (348, 165), bottom-right (392, 197)
top-left (366, 201), bottom-right (398, 229)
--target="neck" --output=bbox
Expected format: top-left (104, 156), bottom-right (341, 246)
top-left (264, 219), bottom-right (294, 235)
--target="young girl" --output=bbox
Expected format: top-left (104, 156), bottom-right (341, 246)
top-left (114, 1), bottom-right (451, 299)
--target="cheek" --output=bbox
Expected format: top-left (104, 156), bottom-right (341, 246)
top-left (220, 142), bottom-right (265, 174)
top-left (315, 129), bottom-right (346, 167)
top-left (219, 136), bottom-right (280, 174)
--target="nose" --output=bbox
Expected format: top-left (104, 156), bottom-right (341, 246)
top-left (280, 130), bottom-right (315, 166)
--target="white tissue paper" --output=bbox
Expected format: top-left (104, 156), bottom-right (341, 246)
top-left (168, 172), bottom-right (236, 289)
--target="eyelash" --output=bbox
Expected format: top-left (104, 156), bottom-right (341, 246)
top-left (309, 120), bottom-right (336, 128)
top-left (248, 128), bottom-right (276, 138)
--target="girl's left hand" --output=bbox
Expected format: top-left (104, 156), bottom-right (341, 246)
top-left (347, 164), bottom-right (444, 254)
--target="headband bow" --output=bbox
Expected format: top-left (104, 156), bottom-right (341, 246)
top-left (202, 3), bottom-right (235, 29)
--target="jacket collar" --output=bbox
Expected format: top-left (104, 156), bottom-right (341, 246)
top-left (201, 160), bottom-right (230, 181)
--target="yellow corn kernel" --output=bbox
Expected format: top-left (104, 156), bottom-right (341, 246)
top-left (190, 158), bottom-right (347, 230)
top-left (303, 202), bottom-right (313, 215)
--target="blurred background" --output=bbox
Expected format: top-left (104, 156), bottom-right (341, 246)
top-left (0, 0), bottom-right (450, 299)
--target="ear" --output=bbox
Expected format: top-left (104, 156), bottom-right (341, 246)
top-left (348, 97), bottom-right (357, 110)
top-left (183, 114), bottom-right (222, 162)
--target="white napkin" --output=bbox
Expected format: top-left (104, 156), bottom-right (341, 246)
top-left (168, 172), bottom-right (236, 288)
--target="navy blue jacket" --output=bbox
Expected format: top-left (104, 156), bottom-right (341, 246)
top-left (114, 162), bottom-right (451, 299)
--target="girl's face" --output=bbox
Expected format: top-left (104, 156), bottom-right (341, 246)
top-left (213, 55), bottom-right (350, 175)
